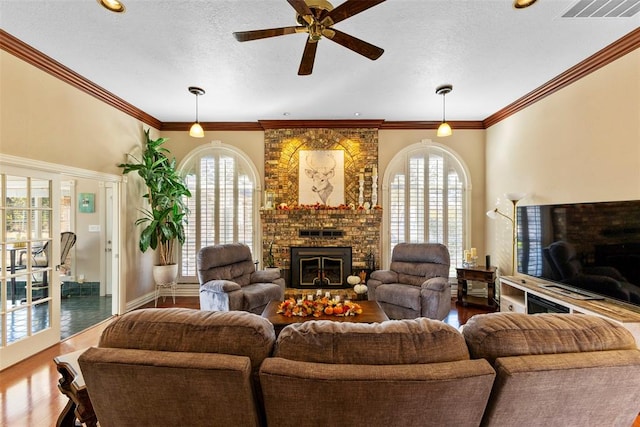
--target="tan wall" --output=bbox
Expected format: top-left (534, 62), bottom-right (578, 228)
top-left (0, 50), bottom-right (155, 304)
top-left (74, 178), bottom-right (102, 283)
top-left (485, 49), bottom-right (640, 276)
top-left (162, 131), bottom-right (266, 183)
top-left (378, 129), bottom-right (487, 260)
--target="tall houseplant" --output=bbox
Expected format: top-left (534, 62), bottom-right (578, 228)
top-left (118, 129), bottom-right (191, 269)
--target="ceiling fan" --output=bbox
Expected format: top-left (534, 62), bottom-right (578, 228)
top-left (233, 0), bottom-right (386, 75)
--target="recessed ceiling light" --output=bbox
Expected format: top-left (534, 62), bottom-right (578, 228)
top-left (513, 0), bottom-right (537, 9)
top-left (354, 112), bottom-right (361, 116)
top-left (283, 112), bottom-right (291, 116)
top-left (97, 0), bottom-right (126, 13)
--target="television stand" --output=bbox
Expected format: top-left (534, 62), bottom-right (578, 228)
top-left (500, 276), bottom-right (640, 348)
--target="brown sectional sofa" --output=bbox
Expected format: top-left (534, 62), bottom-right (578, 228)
top-left (78, 308), bottom-right (640, 427)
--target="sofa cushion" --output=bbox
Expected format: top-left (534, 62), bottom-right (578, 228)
top-left (241, 283), bottom-right (283, 312)
top-left (98, 307), bottom-right (275, 371)
top-left (197, 243), bottom-right (255, 286)
top-left (376, 284), bottom-right (421, 310)
top-left (462, 312), bottom-right (637, 364)
top-left (390, 242), bottom-right (450, 278)
top-left (274, 318), bottom-right (469, 364)
top-left (79, 347), bottom-right (261, 427)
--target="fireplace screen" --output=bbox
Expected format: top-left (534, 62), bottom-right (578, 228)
top-left (290, 247), bottom-right (352, 288)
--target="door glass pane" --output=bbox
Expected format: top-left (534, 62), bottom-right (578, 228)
top-left (31, 270), bottom-right (49, 299)
top-left (6, 209), bottom-right (28, 243)
top-left (31, 179), bottom-right (51, 208)
top-left (7, 272), bottom-right (29, 309)
top-left (32, 300), bottom-right (50, 333)
top-left (7, 306), bottom-right (29, 343)
top-left (31, 211), bottom-right (51, 240)
top-left (5, 176), bottom-right (27, 208)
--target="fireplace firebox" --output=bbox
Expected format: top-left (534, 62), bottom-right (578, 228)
top-left (290, 247), bottom-right (352, 288)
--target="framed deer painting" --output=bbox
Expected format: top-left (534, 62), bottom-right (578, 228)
top-left (299, 150), bottom-right (344, 206)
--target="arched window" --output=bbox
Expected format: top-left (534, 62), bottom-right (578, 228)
top-left (383, 140), bottom-right (471, 277)
top-left (178, 142), bottom-right (260, 282)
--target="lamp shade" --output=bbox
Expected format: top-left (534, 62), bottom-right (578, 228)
top-left (505, 192), bottom-right (526, 202)
top-left (189, 122), bottom-right (204, 138)
top-left (437, 122), bottom-right (452, 137)
top-left (486, 209), bottom-right (498, 219)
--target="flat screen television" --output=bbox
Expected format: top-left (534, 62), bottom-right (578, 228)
top-left (516, 200), bottom-right (640, 312)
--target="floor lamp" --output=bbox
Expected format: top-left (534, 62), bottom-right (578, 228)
top-left (487, 192), bottom-right (525, 275)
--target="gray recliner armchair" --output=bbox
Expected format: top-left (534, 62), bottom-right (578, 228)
top-left (198, 243), bottom-right (285, 314)
top-left (367, 243), bottom-right (451, 320)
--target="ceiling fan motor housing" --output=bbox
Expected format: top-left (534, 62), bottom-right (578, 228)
top-left (296, 0), bottom-right (334, 23)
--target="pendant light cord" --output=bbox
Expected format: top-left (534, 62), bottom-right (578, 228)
top-left (442, 93), bottom-right (446, 123)
top-left (195, 94), bottom-right (199, 123)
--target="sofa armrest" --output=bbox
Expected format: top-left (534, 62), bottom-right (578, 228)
top-left (250, 269), bottom-right (281, 284)
top-left (200, 280), bottom-right (242, 293)
top-left (421, 277), bottom-right (449, 291)
top-left (370, 270), bottom-right (398, 284)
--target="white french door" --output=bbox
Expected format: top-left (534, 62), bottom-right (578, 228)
top-left (1, 166), bottom-right (61, 370)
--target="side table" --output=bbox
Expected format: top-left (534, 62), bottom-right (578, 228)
top-left (456, 265), bottom-right (497, 309)
top-left (54, 348), bottom-right (98, 427)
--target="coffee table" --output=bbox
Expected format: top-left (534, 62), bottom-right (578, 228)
top-left (262, 300), bottom-right (389, 336)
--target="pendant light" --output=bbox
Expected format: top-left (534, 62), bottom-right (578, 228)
top-left (188, 86), bottom-right (205, 138)
top-left (436, 84), bottom-right (453, 137)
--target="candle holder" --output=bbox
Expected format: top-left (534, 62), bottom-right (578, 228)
top-left (371, 173), bottom-right (378, 207)
top-left (358, 178), bottom-right (365, 207)
top-left (463, 257), bottom-right (478, 268)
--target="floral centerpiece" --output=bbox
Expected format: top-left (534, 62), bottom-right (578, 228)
top-left (277, 297), bottom-right (363, 318)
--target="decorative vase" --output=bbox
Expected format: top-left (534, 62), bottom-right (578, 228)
top-left (153, 264), bottom-right (178, 285)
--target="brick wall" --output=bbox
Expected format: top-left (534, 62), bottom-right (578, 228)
top-left (262, 127), bottom-right (381, 278)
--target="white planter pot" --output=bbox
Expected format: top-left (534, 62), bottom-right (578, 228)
top-left (153, 264), bottom-right (178, 285)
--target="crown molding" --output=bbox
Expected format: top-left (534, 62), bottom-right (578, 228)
top-left (2, 27), bottom-right (638, 132)
top-left (258, 119), bottom-right (386, 129)
top-left (162, 122), bottom-right (264, 131)
top-left (380, 121), bottom-right (485, 130)
top-left (0, 29), bottom-right (162, 130)
top-left (484, 27), bottom-right (640, 128)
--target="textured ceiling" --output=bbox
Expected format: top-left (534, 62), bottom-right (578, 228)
top-left (1, 0), bottom-right (638, 123)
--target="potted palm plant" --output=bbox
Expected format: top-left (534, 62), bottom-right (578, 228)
top-left (118, 129), bottom-right (191, 285)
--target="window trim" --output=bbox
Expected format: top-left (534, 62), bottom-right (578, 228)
top-left (177, 141), bottom-right (262, 283)
top-left (381, 139), bottom-right (472, 271)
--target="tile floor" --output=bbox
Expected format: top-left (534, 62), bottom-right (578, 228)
top-left (60, 295), bottom-right (113, 339)
top-left (5, 294), bottom-right (113, 343)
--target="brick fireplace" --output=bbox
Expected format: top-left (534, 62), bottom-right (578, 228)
top-left (261, 126), bottom-right (382, 285)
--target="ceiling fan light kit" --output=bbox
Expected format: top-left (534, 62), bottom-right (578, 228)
top-left (97, 0), bottom-right (126, 13)
top-left (233, 0), bottom-right (386, 75)
top-left (188, 86), bottom-right (205, 138)
top-left (513, 0), bottom-right (537, 9)
top-left (436, 84), bottom-right (453, 137)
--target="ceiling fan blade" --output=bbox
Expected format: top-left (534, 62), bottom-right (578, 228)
top-left (233, 26), bottom-right (305, 42)
top-left (298, 39), bottom-right (318, 75)
top-left (321, 0), bottom-right (386, 26)
top-left (287, 0), bottom-right (315, 25)
top-left (323, 28), bottom-right (384, 60)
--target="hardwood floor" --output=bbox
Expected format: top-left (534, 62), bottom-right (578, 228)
top-left (1, 297), bottom-right (638, 427)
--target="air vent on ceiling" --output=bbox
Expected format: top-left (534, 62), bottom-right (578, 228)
top-left (562, 0), bottom-right (640, 17)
